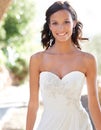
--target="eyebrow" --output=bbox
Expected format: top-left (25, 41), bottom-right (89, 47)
top-left (50, 19), bottom-right (70, 22)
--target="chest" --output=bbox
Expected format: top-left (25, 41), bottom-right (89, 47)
top-left (41, 54), bottom-right (82, 69)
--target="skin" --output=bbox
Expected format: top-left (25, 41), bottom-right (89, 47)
top-left (26, 10), bottom-right (101, 130)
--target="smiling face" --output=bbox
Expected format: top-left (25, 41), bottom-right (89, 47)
top-left (49, 9), bottom-right (76, 43)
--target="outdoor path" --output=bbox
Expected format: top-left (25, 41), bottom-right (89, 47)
top-left (0, 83), bottom-right (92, 130)
top-left (0, 83), bottom-right (43, 130)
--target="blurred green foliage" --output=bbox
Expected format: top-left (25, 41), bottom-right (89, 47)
top-left (0, 0), bottom-right (35, 85)
top-left (0, 0), bottom-right (101, 86)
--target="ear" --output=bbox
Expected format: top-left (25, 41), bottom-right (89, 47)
top-left (73, 20), bottom-right (77, 28)
top-left (49, 23), bottom-right (52, 31)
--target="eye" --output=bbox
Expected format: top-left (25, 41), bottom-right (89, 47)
top-left (64, 20), bottom-right (70, 24)
top-left (51, 22), bottom-right (58, 25)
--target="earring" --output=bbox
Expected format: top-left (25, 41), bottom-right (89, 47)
top-left (49, 30), bottom-right (53, 47)
top-left (50, 39), bottom-right (53, 47)
top-left (49, 30), bottom-right (51, 36)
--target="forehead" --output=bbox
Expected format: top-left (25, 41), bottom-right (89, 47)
top-left (50, 10), bottom-right (72, 21)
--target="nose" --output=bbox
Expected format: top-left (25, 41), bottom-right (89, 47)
top-left (58, 24), bottom-right (64, 31)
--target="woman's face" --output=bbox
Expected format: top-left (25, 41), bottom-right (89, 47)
top-left (49, 9), bottom-right (76, 42)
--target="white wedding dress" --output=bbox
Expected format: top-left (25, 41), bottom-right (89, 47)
top-left (36, 71), bottom-right (93, 130)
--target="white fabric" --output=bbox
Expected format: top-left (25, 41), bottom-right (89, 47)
top-left (36, 71), bottom-right (93, 130)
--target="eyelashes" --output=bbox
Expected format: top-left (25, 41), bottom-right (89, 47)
top-left (51, 22), bottom-right (58, 25)
top-left (64, 20), bottom-right (70, 24)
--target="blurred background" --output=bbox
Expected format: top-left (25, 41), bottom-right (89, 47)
top-left (0, 0), bottom-right (101, 130)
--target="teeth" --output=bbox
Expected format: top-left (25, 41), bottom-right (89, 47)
top-left (58, 33), bottom-right (66, 36)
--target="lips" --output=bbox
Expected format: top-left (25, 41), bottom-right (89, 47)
top-left (57, 32), bottom-right (67, 36)
top-left (57, 33), bottom-right (67, 37)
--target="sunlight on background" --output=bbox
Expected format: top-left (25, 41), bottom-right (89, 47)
top-left (34, 0), bottom-right (101, 42)
top-left (0, 1), bottom-right (101, 130)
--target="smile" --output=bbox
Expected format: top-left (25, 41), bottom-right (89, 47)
top-left (57, 33), bottom-right (67, 36)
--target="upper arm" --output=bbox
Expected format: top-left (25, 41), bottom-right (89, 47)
top-left (85, 54), bottom-right (98, 105)
top-left (29, 52), bottom-right (42, 108)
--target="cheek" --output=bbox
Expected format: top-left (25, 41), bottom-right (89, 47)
top-left (51, 28), bottom-right (57, 32)
top-left (49, 25), bottom-right (56, 32)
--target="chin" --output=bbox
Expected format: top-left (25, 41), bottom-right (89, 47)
top-left (57, 38), bottom-right (70, 43)
top-left (55, 35), bottom-right (71, 42)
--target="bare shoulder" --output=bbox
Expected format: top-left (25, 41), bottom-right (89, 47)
top-left (81, 51), bottom-right (96, 63)
top-left (80, 51), bottom-right (97, 74)
top-left (76, 49), bottom-right (96, 62)
top-left (29, 51), bottom-right (45, 70)
top-left (30, 51), bottom-right (44, 63)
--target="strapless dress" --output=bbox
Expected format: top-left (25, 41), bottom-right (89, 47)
top-left (36, 71), bottom-right (93, 130)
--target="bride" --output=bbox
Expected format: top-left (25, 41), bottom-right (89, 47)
top-left (26, 1), bottom-right (101, 130)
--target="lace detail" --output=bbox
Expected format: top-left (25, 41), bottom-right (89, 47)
top-left (36, 71), bottom-right (93, 130)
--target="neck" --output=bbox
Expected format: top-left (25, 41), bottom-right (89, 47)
top-left (51, 40), bottom-right (76, 54)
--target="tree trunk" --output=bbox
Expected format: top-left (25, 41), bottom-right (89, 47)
top-left (0, 0), bottom-right (12, 20)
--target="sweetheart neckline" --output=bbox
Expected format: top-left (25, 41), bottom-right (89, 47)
top-left (40, 71), bottom-right (85, 80)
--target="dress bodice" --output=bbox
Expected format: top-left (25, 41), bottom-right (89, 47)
top-left (39, 71), bottom-right (85, 110)
top-left (36, 71), bottom-right (92, 130)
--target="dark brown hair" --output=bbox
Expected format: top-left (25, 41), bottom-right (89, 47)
top-left (41, 1), bottom-right (88, 50)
